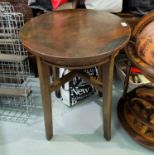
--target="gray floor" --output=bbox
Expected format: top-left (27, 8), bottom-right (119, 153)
top-left (0, 72), bottom-right (153, 155)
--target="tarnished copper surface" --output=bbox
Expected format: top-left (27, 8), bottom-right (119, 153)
top-left (20, 9), bottom-right (131, 67)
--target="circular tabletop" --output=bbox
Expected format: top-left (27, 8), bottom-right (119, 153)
top-left (20, 9), bottom-right (131, 67)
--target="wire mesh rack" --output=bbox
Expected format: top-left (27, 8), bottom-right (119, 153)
top-left (0, 2), bottom-right (34, 123)
top-left (0, 2), bottom-right (14, 13)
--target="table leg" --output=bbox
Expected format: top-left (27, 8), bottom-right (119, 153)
top-left (98, 65), bottom-right (103, 97)
top-left (52, 66), bottom-right (61, 98)
top-left (123, 61), bottom-right (131, 96)
top-left (102, 57), bottom-right (114, 141)
top-left (37, 57), bottom-right (53, 140)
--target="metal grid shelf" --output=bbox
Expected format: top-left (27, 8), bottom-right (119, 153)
top-left (0, 2), bottom-right (34, 123)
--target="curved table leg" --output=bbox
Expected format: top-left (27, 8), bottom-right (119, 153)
top-left (37, 57), bottom-right (53, 140)
top-left (102, 56), bottom-right (114, 141)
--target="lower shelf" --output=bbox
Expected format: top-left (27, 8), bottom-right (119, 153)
top-left (0, 53), bottom-right (27, 63)
top-left (0, 87), bottom-right (32, 97)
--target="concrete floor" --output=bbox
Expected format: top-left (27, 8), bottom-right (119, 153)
top-left (0, 73), bottom-right (153, 155)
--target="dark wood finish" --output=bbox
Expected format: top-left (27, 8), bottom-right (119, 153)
top-left (120, 12), bottom-right (154, 149)
top-left (123, 11), bottom-right (154, 95)
top-left (126, 43), bottom-right (154, 82)
top-left (98, 65), bottom-right (103, 97)
top-left (37, 57), bottom-right (53, 140)
top-left (132, 11), bottom-right (154, 38)
top-left (125, 11), bottom-right (154, 82)
top-left (118, 85), bottom-right (154, 150)
top-left (20, 9), bottom-right (131, 140)
top-left (123, 60), bottom-right (131, 96)
top-left (50, 70), bottom-right (77, 92)
top-left (20, 9), bottom-right (131, 68)
top-left (52, 66), bottom-right (61, 98)
top-left (102, 58), bottom-right (115, 140)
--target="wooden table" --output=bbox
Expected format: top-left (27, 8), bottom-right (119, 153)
top-left (19, 9), bottom-right (131, 141)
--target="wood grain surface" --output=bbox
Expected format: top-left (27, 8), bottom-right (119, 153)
top-left (20, 9), bottom-right (131, 67)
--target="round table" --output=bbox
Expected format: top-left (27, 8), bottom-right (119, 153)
top-left (19, 9), bottom-right (131, 141)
